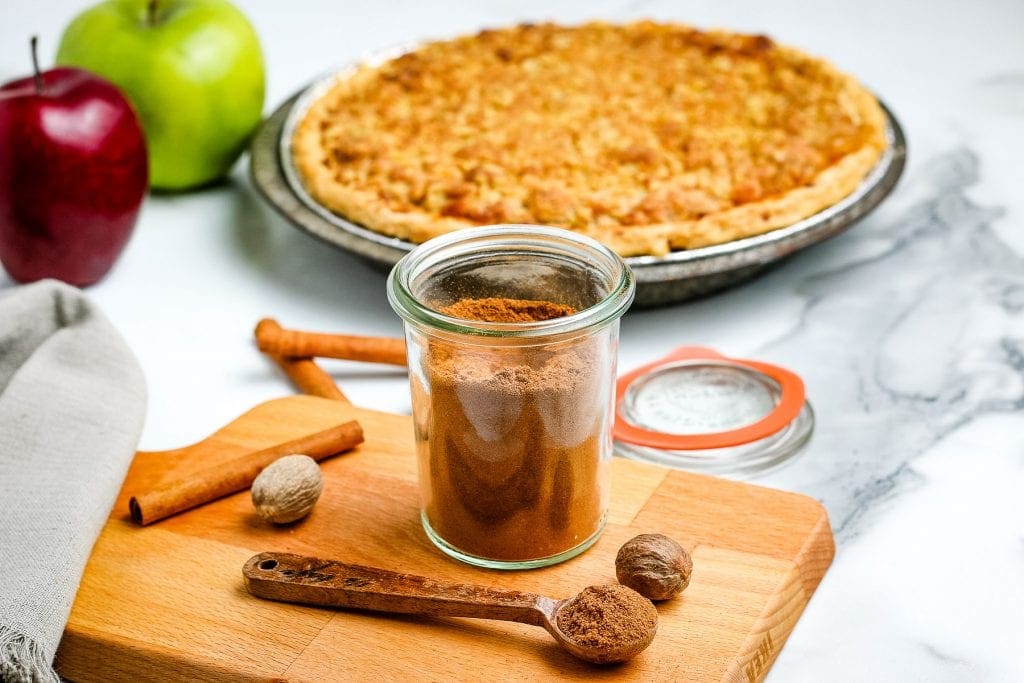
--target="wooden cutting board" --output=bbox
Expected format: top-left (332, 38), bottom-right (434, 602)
top-left (54, 396), bottom-right (834, 682)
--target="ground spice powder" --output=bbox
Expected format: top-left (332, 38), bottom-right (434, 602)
top-left (440, 297), bottom-right (576, 323)
top-left (556, 584), bottom-right (658, 649)
top-left (414, 296), bottom-right (610, 562)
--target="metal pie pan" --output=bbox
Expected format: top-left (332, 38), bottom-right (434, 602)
top-left (250, 55), bottom-right (907, 307)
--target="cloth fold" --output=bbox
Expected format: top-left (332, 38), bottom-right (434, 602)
top-left (0, 280), bottom-right (146, 683)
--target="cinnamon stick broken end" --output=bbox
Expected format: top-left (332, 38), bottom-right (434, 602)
top-left (254, 318), bottom-right (279, 353)
top-left (129, 496), bottom-right (144, 525)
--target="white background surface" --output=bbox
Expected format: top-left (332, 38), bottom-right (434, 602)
top-left (2, 1), bottom-right (1023, 680)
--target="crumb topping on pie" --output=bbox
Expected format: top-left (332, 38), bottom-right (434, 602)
top-left (293, 21), bottom-right (888, 256)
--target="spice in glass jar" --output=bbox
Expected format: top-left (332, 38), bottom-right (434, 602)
top-left (388, 226), bottom-right (635, 569)
top-left (418, 297), bottom-right (607, 562)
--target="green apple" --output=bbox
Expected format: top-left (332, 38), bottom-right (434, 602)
top-left (56, 0), bottom-right (265, 190)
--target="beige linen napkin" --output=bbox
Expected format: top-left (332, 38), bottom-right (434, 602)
top-left (0, 280), bottom-right (146, 683)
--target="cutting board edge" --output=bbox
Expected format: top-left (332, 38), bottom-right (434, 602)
top-left (733, 503), bottom-right (835, 682)
top-left (55, 626), bottom-right (267, 683)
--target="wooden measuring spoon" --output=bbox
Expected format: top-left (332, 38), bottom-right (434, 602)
top-left (242, 552), bottom-right (657, 664)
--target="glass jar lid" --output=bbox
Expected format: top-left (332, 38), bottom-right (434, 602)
top-left (613, 347), bottom-right (814, 477)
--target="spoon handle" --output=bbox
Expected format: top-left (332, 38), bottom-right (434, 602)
top-left (243, 552), bottom-right (551, 626)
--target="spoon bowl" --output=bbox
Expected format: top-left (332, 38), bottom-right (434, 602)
top-left (543, 597), bottom-right (657, 664)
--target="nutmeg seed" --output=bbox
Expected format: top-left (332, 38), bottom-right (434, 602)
top-left (251, 454), bottom-right (324, 524)
top-left (615, 533), bottom-right (692, 601)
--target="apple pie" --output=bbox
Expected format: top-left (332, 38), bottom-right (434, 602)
top-left (292, 21), bottom-right (888, 257)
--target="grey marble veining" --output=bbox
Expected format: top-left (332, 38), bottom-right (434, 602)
top-left (757, 148), bottom-right (1023, 542)
top-left (753, 144), bottom-right (1024, 679)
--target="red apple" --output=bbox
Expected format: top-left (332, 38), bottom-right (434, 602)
top-left (0, 37), bottom-right (147, 287)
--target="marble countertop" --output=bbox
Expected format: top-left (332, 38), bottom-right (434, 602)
top-left (3, 0), bottom-right (1022, 679)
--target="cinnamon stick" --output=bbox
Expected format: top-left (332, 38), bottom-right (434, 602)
top-left (129, 421), bottom-right (364, 525)
top-left (257, 318), bottom-right (351, 402)
top-left (256, 318), bottom-right (407, 367)
top-left (274, 355), bottom-right (350, 401)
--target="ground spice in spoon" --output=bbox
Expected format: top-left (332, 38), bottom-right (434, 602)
top-left (414, 296), bottom-right (611, 562)
top-left (556, 584), bottom-right (658, 649)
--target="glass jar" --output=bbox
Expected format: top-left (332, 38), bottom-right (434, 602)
top-left (387, 225), bottom-right (635, 569)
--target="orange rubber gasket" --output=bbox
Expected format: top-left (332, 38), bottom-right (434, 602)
top-left (613, 346), bottom-right (806, 450)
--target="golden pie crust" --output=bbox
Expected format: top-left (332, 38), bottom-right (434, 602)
top-left (293, 21), bottom-right (888, 257)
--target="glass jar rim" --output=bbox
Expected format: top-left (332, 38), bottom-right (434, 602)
top-left (386, 225), bottom-right (635, 338)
